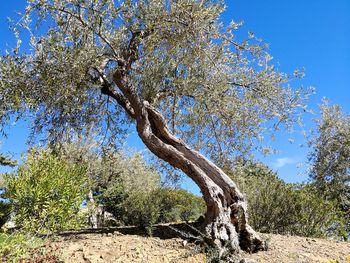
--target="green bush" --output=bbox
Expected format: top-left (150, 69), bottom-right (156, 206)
top-left (291, 184), bottom-right (347, 238)
top-left (227, 160), bottom-right (345, 238)
top-left (3, 149), bottom-right (88, 234)
top-left (119, 187), bottom-right (205, 232)
top-left (94, 153), bottom-right (160, 227)
top-left (156, 188), bottom-right (205, 223)
top-left (122, 190), bottom-right (161, 234)
top-left (0, 232), bottom-right (43, 262)
top-left (101, 182), bottom-right (128, 223)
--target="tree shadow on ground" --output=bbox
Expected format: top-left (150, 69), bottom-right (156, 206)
top-left (52, 222), bottom-right (204, 243)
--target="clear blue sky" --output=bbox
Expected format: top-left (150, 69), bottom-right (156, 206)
top-left (0, 1), bottom-right (349, 195)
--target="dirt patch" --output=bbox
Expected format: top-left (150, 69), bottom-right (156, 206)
top-left (49, 232), bottom-right (205, 263)
top-left (30, 229), bottom-right (350, 263)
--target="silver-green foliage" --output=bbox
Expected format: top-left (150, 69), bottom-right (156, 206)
top-left (53, 138), bottom-right (160, 195)
top-left (3, 149), bottom-right (88, 234)
top-left (308, 101), bottom-right (350, 211)
top-left (0, 0), bottom-right (310, 159)
top-left (308, 100), bottom-right (350, 238)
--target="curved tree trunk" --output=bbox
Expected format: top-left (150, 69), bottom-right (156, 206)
top-left (105, 61), bottom-right (264, 257)
top-left (134, 102), bottom-right (264, 255)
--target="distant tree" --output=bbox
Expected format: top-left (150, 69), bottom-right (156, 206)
top-left (308, 101), bottom-right (350, 238)
top-left (155, 188), bottom-right (205, 223)
top-left (52, 140), bottom-right (204, 229)
top-left (0, 0), bottom-right (310, 255)
top-left (55, 140), bottom-right (160, 227)
top-left (98, 151), bottom-right (161, 224)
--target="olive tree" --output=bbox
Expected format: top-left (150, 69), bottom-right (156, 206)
top-left (308, 101), bottom-right (350, 238)
top-left (54, 139), bottom-right (160, 227)
top-left (0, 0), bottom-right (310, 255)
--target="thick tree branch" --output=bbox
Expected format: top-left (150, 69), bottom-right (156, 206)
top-left (92, 65), bottom-right (136, 118)
top-left (100, 85), bottom-right (135, 119)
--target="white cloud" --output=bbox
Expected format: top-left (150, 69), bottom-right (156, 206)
top-left (273, 157), bottom-right (298, 169)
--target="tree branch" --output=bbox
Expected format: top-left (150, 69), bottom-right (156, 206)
top-left (91, 65), bottom-right (136, 119)
top-left (0, 154), bottom-right (16, 167)
top-left (100, 85), bottom-right (135, 119)
top-left (53, 6), bottom-right (123, 62)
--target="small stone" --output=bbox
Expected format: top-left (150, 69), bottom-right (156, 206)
top-left (240, 258), bottom-right (258, 263)
top-left (107, 233), bottom-right (113, 237)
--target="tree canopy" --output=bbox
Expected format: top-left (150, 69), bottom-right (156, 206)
top-left (0, 0), bottom-right (309, 159)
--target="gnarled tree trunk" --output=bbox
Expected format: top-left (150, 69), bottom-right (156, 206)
top-left (134, 102), bottom-right (264, 255)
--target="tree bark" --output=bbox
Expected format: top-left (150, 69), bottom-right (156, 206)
top-left (88, 190), bottom-right (105, 228)
top-left (87, 189), bottom-right (99, 228)
top-left (119, 99), bottom-right (263, 255)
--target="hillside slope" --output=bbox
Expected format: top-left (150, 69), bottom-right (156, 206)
top-left (37, 231), bottom-right (350, 263)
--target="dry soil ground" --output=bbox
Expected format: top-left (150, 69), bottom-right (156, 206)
top-left (25, 226), bottom-right (350, 263)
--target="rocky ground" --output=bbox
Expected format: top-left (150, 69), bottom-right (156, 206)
top-left (24, 226), bottom-right (350, 263)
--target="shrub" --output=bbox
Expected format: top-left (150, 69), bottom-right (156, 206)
top-left (119, 187), bottom-right (205, 232)
top-left (155, 188), bottom-right (205, 223)
top-left (227, 160), bottom-right (345, 238)
top-left (291, 184), bottom-right (347, 238)
top-left (121, 190), bottom-right (161, 234)
top-left (0, 232), bottom-right (43, 262)
top-left (3, 149), bottom-right (88, 234)
top-left (96, 153), bottom-right (161, 226)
